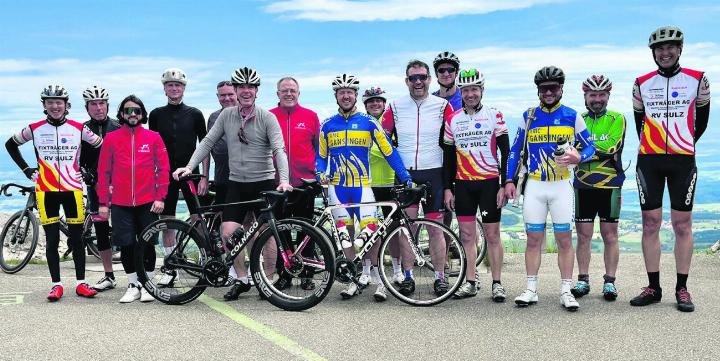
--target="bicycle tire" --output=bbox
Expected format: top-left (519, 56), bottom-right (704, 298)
top-left (136, 219), bottom-right (209, 305)
top-left (378, 218), bottom-right (465, 306)
top-left (250, 218), bottom-right (335, 311)
top-left (0, 210), bottom-right (39, 274)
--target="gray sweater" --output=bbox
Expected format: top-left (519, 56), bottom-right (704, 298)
top-left (187, 106), bottom-right (289, 183)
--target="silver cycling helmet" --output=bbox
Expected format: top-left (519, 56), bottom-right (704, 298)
top-left (231, 67), bottom-right (261, 86)
top-left (161, 68), bottom-right (188, 85)
top-left (648, 26), bottom-right (684, 48)
top-left (433, 51), bottom-right (460, 70)
top-left (40, 84), bottom-right (69, 102)
top-left (362, 87), bottom-right (387, 103)
top-left (332, 74), bottom-right (360, 91)
top-left (457, 69), bottom-right (485, 89)
top-left (82, 85), bottom-right (109, 102)
top-left (582, 74), bottom-right (612, 93)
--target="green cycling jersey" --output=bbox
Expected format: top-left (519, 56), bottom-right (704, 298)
top-left (574, 109), bottom-right (626, 189)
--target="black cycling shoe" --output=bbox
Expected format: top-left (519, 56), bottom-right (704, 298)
top-left (399, 277), bottom-right (415, 296)
top-left (223, 281), bottom-right (251, 301)
top-left (273, 275), bottom-right (293, 291)
top-left (629, 287), bottom-right (662, 306)
top-left (433, 278), bottom-right (449, 297)
top-left (675, 288), bottom-right (695, 312)
top-left (300, 278), bottom-right (315, 291)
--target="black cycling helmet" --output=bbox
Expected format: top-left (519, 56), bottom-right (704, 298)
top-left (534, 66), bottom-right (565, 85)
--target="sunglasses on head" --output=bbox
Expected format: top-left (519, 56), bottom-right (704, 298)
top-left (538, 84), bottom-right (561, 93)
top-left (408, 74), bottom-right (429, 83)
top-left (436, 67), bottom-right (456, 75)
top-left (123, 107), bottom-right (142, 115)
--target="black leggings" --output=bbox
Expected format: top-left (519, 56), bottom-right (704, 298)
top-left (44, 222), bottom-right (85, 283)
top-left (94, 221), bottom-right (111, 251)
top-left (120, 243), bottom-right (156, 274)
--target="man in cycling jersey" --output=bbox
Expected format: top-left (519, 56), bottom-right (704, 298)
top-left (78, 85), bottom-right (121, 291)
top-left (316, 74), bottom-right (412, 300)
top-left (505, 66), bottom-right (595, 311)
top-left (207, 80), bottom-right (238, 205)
top-left (432, 51), bottom-right (462, 110)
top-left (443, 69), bottom-right (509, 302)
top-left (630, 26), bottom-right (711, 312)
top-left (270, 76), bottom-right (321, 291)
top-left (149, 68), bottom-right (209, 287)
top-left (174, 67), bottom-right (292, 301)
top-left (382, 60), bottom-right (455, 297)
top-left (571, 75), bottom-right (626, 302)
top-left (5, 85), bottom-right (102, 301)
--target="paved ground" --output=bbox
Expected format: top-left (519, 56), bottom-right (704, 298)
top-left (1, 253), bottom-right (718, 361)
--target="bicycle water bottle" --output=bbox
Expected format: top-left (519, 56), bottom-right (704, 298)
top-left (553, 138), bottom-right (575, 170)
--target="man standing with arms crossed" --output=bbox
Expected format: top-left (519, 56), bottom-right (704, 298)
top-left (571, 75), bottom-right (626, 301)
top-left (382, 60), bottom-right (455, 297)
top-left (631, 26), bottom-right (710, 312)
top-left (149, 68), bottom-right (209, 287)
top-left (78, 85), bottom-right (121, 291)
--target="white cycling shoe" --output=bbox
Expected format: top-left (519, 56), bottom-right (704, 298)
top-left (514, 289), bottom-right (538, 306)
top-left (560, 292), bottom-right (580, 311)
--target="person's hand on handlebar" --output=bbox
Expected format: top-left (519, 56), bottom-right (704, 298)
top-left (315, 171), bottom-right (329, 185)
top-left (173, 167), bottom-right (192, 181)
top-left (277, 182), bottom-right (293, 192)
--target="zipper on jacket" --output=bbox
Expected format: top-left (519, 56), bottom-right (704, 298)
top-left (55, 126), bottom-right (62, 191)
top-left (414, 103), bottom-right (421, 170)
top-left (287, 110), bottom-right (291, 181)
top-left (131, 128), bottom-right (136, 206)
top-left (665, 77), bottom-right (670, 154)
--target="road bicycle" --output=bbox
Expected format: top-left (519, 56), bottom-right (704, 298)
top-left (0, 183), bottom-right (117, 273)
top-left (286, 179), bottom-right (466, 306)
top-left (135, 174), bottom-right (335, 311)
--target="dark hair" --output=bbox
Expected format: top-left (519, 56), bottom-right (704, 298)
top-left (216, 80), bottom-right (233, 89)
top-left (116, 94), bottom-right (148, 124)
top-left (406, 59), bottom-right (430, 77)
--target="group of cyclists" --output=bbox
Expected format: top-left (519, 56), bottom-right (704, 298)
top-left (5, 25), bottom-right (710, 312)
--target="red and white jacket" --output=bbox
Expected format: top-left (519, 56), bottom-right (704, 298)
top-left (97, 125), bottom-right (170, 207)
top-left (382, 94), bottom-right (453, 170)
top-left (269, 104), bottom-right (320, 187)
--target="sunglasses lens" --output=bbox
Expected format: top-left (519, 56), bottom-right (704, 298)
top-left (409, 75), bottom-right (428, 82)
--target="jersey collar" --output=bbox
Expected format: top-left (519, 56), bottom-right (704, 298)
top-left (539, 102), bottom-right (561, 113)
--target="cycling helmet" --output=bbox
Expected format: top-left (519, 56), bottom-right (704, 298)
top-left (648, 26), bottom-right (684, 48)
top-left (161, 68), bottom-right (187, 85)
top-left (231, 67), bottom-right (261, 86)
top-left (457, 69), bottom-right (485, 89)
top-left (82, 85), bottom-right (109, 102)
top-left (534, 66), bottom-right (565, 85)
top-left (40, 84), bottom-right (69, 101)
top-left (332, 74), bottom-right (360, 91)
top-left (433, 51), bottom-right (460, 70)
top-left (362, 87), bottom-right (387, 103)
top-left (582, 74), bottom-right (612, 93)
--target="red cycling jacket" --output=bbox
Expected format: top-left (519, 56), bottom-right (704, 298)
top-left (269, 104), bottom-right (320, 187)
top-left (97, 124), bottom-right (170, 207)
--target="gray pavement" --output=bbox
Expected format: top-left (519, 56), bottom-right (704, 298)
top-left (1, 253), bottom-right (719, 361)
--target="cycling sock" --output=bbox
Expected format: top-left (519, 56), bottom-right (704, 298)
top-left (127, 272), bottom-right (139, 286)
top-left (468, 280), bottom-right (476, 286)
top-left (492, 280), bottom-right (501, 286)
top-left (647, 271), bottom-right (660, 290)
top-left (105, 272), bottom-right (115, 279)
top-left (238, 276), bottom-right (249, 284)
top-left (163, 246), bottom-right (175, 256)
top-left (526, 275), bottom-right (538, 292)
top-left (676, 273), bottom-right (688, 292)
top-left (362, 259), bottom-right (372, 275)
top-left (75, 279), bottom-right (86, 286)
top-left (561, 279), bottom-right (573, 294)
top-left (229, 267), bottom-right (238, 280)
top-left (52, 282), bottom-right (62, 287)
top-left (404, 269), bottom-right (413, 279)
top-left (392, 258), bottom-right (401, 274)
top-left (371, 267), bottom-right (381, 284)
top-left (578, 274), bottom-right (590, 283)
top-left (434, 271), bottom-right (445, 280)
top-left (603, 274), bottom-right (616, 284)
top-left (43, 223), bottom-right (61, 283)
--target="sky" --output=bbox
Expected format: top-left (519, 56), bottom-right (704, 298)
top-left (0, 0), bottom-right (718, 156)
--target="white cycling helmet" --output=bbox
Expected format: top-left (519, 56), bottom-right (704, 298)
top-left (458, 69), bottom-right (485, 89)
top-left (648, 26), bottom-right (684, 48)
top-left (40, 84), bottom-right (69, 101)
top-left (82, 85), bottom-right (109, 102)
top-left (231, 67), bottom-right (261, 86)
top-left (582, 74), bottom-right (612, 93)
top-left (433, 51), bottom-right (460, 70)
top-left (332, 74), bottom-right (360, 91)
top-left (161, 68), bottom-right (187, 85)
top-left (362, 87), bottom-right (387, 103)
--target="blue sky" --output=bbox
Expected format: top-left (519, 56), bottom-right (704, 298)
top-left (0, 0), bottom-right (718, 143)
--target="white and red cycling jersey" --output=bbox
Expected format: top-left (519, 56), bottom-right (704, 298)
top-left (443, 106), bottom-right (508, 181)
top-left (12, 119), bottom-right (102, 192)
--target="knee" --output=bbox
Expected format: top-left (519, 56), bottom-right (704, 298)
top-left (671, 217), bottom-right (693, 240)
top-left (600, 230), bottom-right (618, 245)
top-left (642, 215), bottom-right (662, 233)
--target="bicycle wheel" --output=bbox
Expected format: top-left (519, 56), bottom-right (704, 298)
top-left (378, 218), bottom-right (465, 306)
top-left (136, 219), bottom-right (209, 305)
top-left (250, 218), bottom-right (335, 311)
top-left (0, 210), bottom-right (39, 273)
top-left (439, 216), bottom-right (487, 272)
top-left (82, 216), bottom-right (121, 263)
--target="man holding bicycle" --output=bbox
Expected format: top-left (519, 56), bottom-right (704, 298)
top-left (5, 85), bottom-right (103, 301)
top-left (174, 67), bottom-right (292, 301)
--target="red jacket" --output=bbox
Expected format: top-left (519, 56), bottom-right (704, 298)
top-left (97, 125), bottom-right (170, 207)
top-left (269, 104), bottom-right (320, 187)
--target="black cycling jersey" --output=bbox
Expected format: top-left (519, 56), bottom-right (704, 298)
top-left (149, 102), bottom-right (206, 169)
top-left (80, 117), bottom-right (121, 173)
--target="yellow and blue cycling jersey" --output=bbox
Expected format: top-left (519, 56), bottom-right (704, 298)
top-left (316, 111), bottom-right (411, 187)
top-left (507, 103), bottom-right (595, 182)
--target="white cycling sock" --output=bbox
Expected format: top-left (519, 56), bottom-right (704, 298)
top-left (391, 258), bottom-right (401, 274)
top-left (75, 279), bottom-right (86, 286)
top-left (127, 272), bottom-right (139, 286)
top-left (362, 259), bottom-right (372, 275)
top-left (372, 267), bottom-right (382, 284)
top-left (53, 282), bottom-right (62, 287)
top-left (527, 275), bottom-right (538, 292)
top-left (229, 266), bottom-right (238, 280)
top-left (163, 246), bottom-right (175, 256)
top-left (561, 279), bottom-right (573, 294)
top-left (434, 271), bottom-right (445, 280)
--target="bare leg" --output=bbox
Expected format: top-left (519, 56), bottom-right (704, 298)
top-left (640, 209), bottom-right (663, 273)
top-left (483, 222), bottom-right (502, 281)
top-left (599, 222), bottom-right (619, 277)
top-left (575, 222), bottom-right (594, 276)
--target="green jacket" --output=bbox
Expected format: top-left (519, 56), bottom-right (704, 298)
top-left (574, 109), bottom-right (626, 189)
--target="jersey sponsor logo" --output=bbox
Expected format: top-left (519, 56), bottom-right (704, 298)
top-left (138, 144), bottom-right (150, 153)
top-left (685, 171), bottom-right (697, 206)
top-left (295, 122), bottom-right (306, 129)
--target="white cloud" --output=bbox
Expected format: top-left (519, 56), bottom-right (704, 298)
top-left (264, 0), bottom-right (567, 22)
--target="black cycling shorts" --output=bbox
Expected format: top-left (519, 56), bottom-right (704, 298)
top-left (408, 168), bottom-right (445, 216)
top-left (454, 179), bottom-right (502, 223)
top-left (636, 155), bottom-right (697, 212)
top-left (224, 179), bottom-right (276, 223)
top-left (37, 191), bottom-right (84, 225)
top-left (110, 203), bottom-right (158, 247)
top-left (574, 188), bottom-right (621, 223)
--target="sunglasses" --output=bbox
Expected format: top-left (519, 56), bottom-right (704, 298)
top-left (538, 84), bottom-right (561, 93)
top-left (123, 107), bottom-right (142, 115)
top-left (407, 74), bottom-right (429, 83)
top-left (436, 67), bottom-right (456, 75)
top-left (238, 127), bottom-right (249, 145)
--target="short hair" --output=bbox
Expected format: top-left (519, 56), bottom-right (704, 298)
top-left (276, 76), bottom-right (299, 90)
top-left (116, 94), bottom-right (148, 124)
top-left (406, 59), bottom-right (430, 77)
top-left (216, 80), bottom-right (233, 89)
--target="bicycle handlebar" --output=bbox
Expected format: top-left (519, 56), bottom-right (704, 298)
top-left (393, 184), bottom-right (427, 209)
top-left (1, 183), bottom-right (34, 197)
